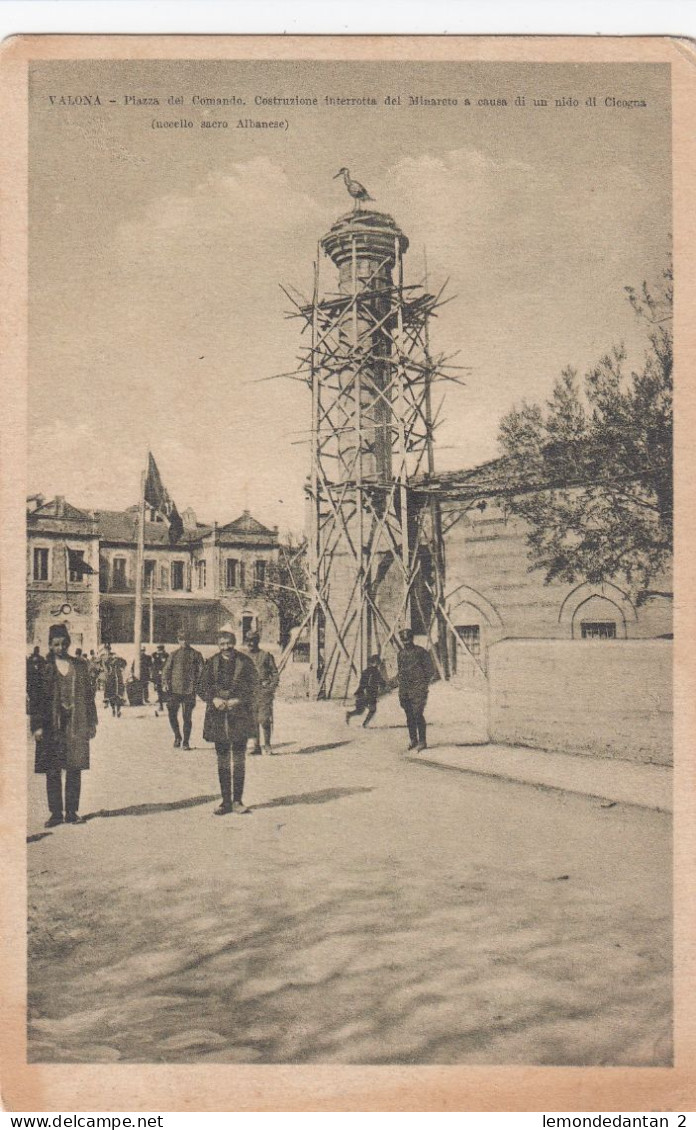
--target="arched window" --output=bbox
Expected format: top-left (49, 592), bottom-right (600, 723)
top-left (572, 594), bottom-right (626, 639)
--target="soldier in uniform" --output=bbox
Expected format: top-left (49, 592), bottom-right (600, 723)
top-left (246, 631), bottom-right (279, 754)
top-left (162, 628), bottom-right (204, 750)
top-left (197, 623), bottom-right (258, 815)
top-left (396, 628), bottom-right (433, 752)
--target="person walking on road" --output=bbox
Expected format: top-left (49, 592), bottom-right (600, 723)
top-left (136, 645), bottom-right (153, 704)
top-left (151, 644), bottom-right (168, 711)
top-left (28, 623), bottom-right (97, 827)
top-left (397, 629), bottom-right (433, 752)
top-left (103, 645), bottom-right (127, 718)
top-left (197, 623), bottom-right (258, 815)
top-left (246, 631), bottom-right (279, 754)
top-left (162, 629), bottom-right (204, 750)
top-left (87, 649), bottom-right (101, 695)
top-left (346, 653), bottom-right (386, 728)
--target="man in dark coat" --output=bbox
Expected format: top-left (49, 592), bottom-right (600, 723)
top-left (138, 646), bottom-right (153, 703)
top-left (151, 644), bottom-right (168, 710)
top-left (397, 628), bottom-right (433, 752)
top-left (197, 623), bottom-right (258, 815)
top-left (162, 628), bottom-right (204, 750)
top-left (246, 631), bottom-right (279, 754)
top-left (29, 623), bottom-right (98, 827)
top-left (346, 653), bottom-right (386, 728)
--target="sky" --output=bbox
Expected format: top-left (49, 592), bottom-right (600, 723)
top-left (28, 60), bottom-right (671, 534)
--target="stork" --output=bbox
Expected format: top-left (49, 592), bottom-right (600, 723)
top-left (333, 167), bottom-right (374, 211)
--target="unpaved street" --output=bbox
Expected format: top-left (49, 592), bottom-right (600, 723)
top-left (27, 687), bottom-right (672, 1065)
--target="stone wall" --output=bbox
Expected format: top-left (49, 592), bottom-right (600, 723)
top-left (488, 639), bottom-right (672, 765)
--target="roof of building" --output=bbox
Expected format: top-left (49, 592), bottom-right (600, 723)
top-left (28, 497), bottom-right (94, 522)
top-left (219, 510), bottom-right (277, 537)
top-left (414, 457), bottom-right (515, 500)
top-left (413, 447), bottom-right (609, 501)
top-left (94, 510), bottom-right (211, 547)
top-left (93, 508), bottom-right (276, 547)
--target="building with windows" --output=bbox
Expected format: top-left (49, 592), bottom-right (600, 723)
top-left (413, 457), bottom-right (673, 673)
top-left (26, 496), bottom-right (101, 653)
top-left (27, 498), bottom-right (280, 651)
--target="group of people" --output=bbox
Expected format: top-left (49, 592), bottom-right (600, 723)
top-left (27, 642), bottom-right (130, 717)
top-left (27, 622), bottom-right (281, 825)
top-left (27, 622), bottom-right (432, 828)
top-left (346, 629), bottom-right (431, 752)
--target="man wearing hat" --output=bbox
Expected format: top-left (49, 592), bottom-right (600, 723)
top-left (397, 628), bottom-right (433, 752)
top-left (246, 630), bottom-right (279, 755)
top-left (28, 623), bottom-right (98, 827)
top-left (162, 627), bottom-right (204, 750)
top-left (197, 623), bottom-right (258, 814)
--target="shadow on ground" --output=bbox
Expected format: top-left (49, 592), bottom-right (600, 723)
top-left (84, 795), bottom-right (218, 821)
top-left (253, 786), bottom-right (373, 810)
top-left (290, 741), bottom-right (351, 757)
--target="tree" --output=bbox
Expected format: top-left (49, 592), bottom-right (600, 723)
top-left (249, 534), bottom-right (309, 649)
top-left (497, 263), bottom-right (672, 604)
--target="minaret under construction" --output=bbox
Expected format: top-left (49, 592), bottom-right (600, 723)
top-left (292, 204), bottom-right (448, 699)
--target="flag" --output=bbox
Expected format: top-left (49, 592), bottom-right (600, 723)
top-left (168, 504), bottom-right (184, 546)
top-left (144, 452), bottom-right (173, 516)
top-left (67, 548), bottom-right (96, 576)
top-left (144, 452), bottom-right (183, 544)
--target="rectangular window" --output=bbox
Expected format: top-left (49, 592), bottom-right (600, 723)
top-left (144, 559), bottom-right (156, 589)
top-left (171, 561), bottom-right (185, 591)
top-left (197, 560), bottom-right (207, 589)
top-left (455, 624), bottom-right (481, 657)
top-left (33, 547), bottom-right (49, 581)
top-left (226, 558), bottom-right (238, 589)
top-left (581, 621), bottom-right (617, 640)
top-left (241, 614), bottom-right (254, 643)
top-left (112, 557), bottom-right (127, 592)
top-left (255, 560), bottom-right (266, 584)
top-left (68, 549), bottom-right (86, 583)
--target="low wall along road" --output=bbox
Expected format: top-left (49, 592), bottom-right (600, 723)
top-left (488, 639), bottom-right (672, 766)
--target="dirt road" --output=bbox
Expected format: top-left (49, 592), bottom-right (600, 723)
top-left (27, 691), bottom-right (672, 1065)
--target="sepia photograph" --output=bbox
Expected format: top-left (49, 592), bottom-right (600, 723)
top-left (2, 32), bottom-right (694, 1114)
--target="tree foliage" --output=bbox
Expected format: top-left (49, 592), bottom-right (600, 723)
top-left (497, 263), bottom-right (672, 603)
top-left (249, 534), bottom-right (309, 648)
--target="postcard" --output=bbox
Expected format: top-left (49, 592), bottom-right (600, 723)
top-left (1, 33), bottom-right (694, 1114)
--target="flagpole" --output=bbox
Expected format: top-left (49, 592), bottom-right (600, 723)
top-left (149, 574), bottom-right (154, 645)
top-left (133, 462), bottom-right (147, 682)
